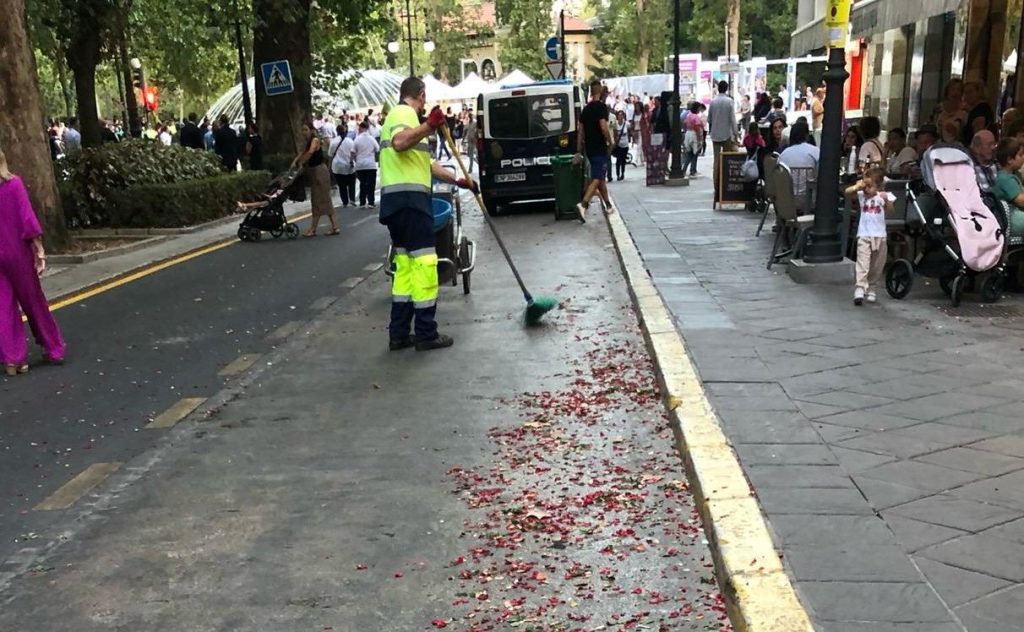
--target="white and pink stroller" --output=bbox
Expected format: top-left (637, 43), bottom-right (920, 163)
top-left (886, 144), bottom-right (1012, 306)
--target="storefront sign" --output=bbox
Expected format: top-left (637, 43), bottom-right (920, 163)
top-left (825, 0), bottom-right (853, 47)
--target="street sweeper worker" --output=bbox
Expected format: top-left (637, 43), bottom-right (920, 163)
top-left (380, 76), bottom-right (478, 352)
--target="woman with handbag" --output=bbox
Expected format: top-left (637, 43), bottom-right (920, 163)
top-left (0, 148), bottom-right (65, 375)
top-left (294, 120), bottom-right (340, 237)
top-left (328, 123), bottom-right (356, 207)
top-left (612, 110), bottom-right (631, 181)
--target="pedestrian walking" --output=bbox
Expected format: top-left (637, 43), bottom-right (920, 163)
top-left (708, 81), bottom-right (738, 200)
top-left (354, 119), bottom-right (380, 208)
top-left (244, 123), bottom-right (264, 171)
top-left (575, 79), bottom-right (616, 222)
top-left (213, 114), bottom-right (239, 171)
top-left (0, 149), bottom-right (65, 375)
top-left (612, 110), bottom-right (631, 181)
top-left (294, 119), bottom-right (340, 237)
top-left (378, 76), bottom-right (477, 352)
top-left (179, 112), bottom-right (204, 149)
top-left (463, 112), bottom-right (478, 172)
top-left (682, 102), bottom-right (704, 177)
top-left (329, 124), bottom-right (356, 207)
top-left (846, 167), bottom-right (893, 305)
top-left (62, 117), bottom-right (81, 153)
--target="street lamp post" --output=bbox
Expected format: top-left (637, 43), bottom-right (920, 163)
top-left (233, 0), bottom-right (254, 129)
top-left (802, 45), bottom-right (848, 263)
top-left (387, 0), bottom-right (434, 77)
top-left (668, 0), bottom-right (684, 180)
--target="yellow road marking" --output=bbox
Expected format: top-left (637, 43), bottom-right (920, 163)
top-left (35, 462), bottom-right (122, 511)
top-left (45, 212), bottom-right (313, 313)
top-left (218, 354), bottom-right (261, 377)
top-left (146, 397), bottom-right (207, 429)
top-left (604, 201), bottom-right (814, 632)
top-left (267, 320), bottom-right (301, 341)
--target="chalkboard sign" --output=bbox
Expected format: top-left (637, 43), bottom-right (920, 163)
top-left (717, 151), bottom-right (753, 208)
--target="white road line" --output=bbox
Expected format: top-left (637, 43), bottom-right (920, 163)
top-left (340, 277), bottom-right (363, 288)
top-left (363, 263), bottom-right (384, 272)
top-left (348, 215), bottom-right (377, 228)
top-left (309, 296), bottom-right (338, 311)
top-left (267, 320), bottom-right (301, 341)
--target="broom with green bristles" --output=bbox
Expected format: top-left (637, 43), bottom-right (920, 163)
top-left (439, 124), bottom-right (558, 326)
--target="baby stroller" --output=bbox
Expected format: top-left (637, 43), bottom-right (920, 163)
top-left (886, 144), bottom-right (1004, 306)
top-left (237, 168), bottom-right (303, 242)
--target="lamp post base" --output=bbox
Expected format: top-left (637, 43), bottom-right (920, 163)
top-left (665, 172), bottom-right (689, 187)
top-left (787, 258), bottom-right (854, 285)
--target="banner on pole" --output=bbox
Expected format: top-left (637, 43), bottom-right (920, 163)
top-left (824, 0), bottom-right (852, 48)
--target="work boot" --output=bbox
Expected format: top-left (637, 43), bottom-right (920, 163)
top-left (389, 335), bottom-right (416, 351)
top-left (415, 333), bottom-right (454, 351)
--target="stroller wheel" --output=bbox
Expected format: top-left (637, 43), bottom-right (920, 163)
top-left (950, 275), bottom-right (965, 307)
top-left (285, 223), bottom-right (300, 240)
top-left (270, 226), bottom-right (285, 239)
top-left (981, 274), bottom-right (1005, 303)
top-left (939, 275), bottom-right (955, 297)
top-left (886, 259), bottom-right (914, 299)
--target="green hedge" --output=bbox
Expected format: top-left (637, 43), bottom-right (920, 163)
top-left (105, 171), bottom-right (272, 228)
top-left (60, 140), bottom-right (224, 224)
top-left (261, 153), bottom-right (295, 177)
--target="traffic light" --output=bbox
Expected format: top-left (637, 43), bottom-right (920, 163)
top-left (130, 58), bottom-right (145, 90)
top-left (143, 86), bottom-right (158, 112)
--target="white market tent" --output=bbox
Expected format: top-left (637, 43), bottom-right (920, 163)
top-left (451, 72), bottom-right (493, 101)
top-left (423, 73), bottom-right (456, 102)
top-left (498, 69), bottom-right (535, 87)
top-left (601, 74), bottom-right (673, 98)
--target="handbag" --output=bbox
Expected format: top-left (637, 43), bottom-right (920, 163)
top-left (740, 155), bottom-right (759, 182)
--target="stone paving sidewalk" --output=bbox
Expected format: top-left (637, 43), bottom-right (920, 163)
top-left (610, 158), bottom-right (1024, 632)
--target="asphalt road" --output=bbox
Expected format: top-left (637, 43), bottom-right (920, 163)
top-left (0, 206), bottom-right (390, 564)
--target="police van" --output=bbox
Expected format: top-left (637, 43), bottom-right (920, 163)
top-left (475, 80), bottom-right (581, 215)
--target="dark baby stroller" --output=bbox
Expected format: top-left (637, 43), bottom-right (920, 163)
top-left (237, 168), bottom-right (302, 242)
top-left (886, 145), bottom-right (1005, 306)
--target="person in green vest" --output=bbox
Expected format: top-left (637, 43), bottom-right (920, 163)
top-left (379, 76), bottom-right (477, 352)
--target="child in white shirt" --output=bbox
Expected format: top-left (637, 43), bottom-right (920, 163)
top-left (846, 166), bottom-right (895, 305)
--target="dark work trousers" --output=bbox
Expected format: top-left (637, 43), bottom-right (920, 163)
top-left (382, 207), bottom-right (438, 342)
top-left (334, 172), bottom-right (356, 206)
top-left (613, 147), bottom-right (629, 180)
top-left (357, 169), bottom-right (377, 206)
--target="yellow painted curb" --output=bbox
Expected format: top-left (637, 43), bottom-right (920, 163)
top-left (146, 397), bottom-right (207, 429)
top-left (35, 462), bottom-right (122, 511)
top-left (604, 206), bottom-right (815, 632)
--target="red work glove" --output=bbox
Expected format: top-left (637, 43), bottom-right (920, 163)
top-left (456, 177), bottom-right (479, 194)
top-left (427, 106), bottom-right (446, 130)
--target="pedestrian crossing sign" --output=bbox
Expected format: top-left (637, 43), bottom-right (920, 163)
top-left (261, 60), bottom-right (293, 96)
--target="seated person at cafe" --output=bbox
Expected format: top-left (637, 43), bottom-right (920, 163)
top-left (766, 98), bottom-right (787, 127)
top-left (778, 120), bottom-right (819, 203)
top-left (885, 128), bottom-right (918, 176)
top-left (970, 130), bottom-right (998, 193)
top-left (857, 116), bottom-right (885, 167)
top-left (991, 137), bottom-right (1024, 238)
top-left (901, 124), bottom-right (939, 178)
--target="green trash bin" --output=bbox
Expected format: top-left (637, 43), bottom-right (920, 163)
top-left (551, 154), bottom-right (585, 221)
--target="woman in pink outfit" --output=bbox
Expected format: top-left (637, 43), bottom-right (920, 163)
top-left (0, 148), bottom-right (65, 376)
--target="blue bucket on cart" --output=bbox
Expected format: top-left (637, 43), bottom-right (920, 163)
top-left (432, 198), bottom-right (453, 232)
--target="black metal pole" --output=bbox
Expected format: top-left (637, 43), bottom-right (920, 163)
top-left (406, 0), bottom-right (415, 76)
top-left (803, 45), bottom-right (849, 263)
top-left (668, 0), bottom-right (683, 178)
top-left (234, 3), bottom-right (254, 129)
top-left (560, 10), bottom-right (566, 79)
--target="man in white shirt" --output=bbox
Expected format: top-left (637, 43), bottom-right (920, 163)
top-left (328, 124), bottom-right (357, 207)
top-left (707, 81), bottom-right (738, 199)
top-left (353, 119), bottom-right (380, 208)
top-left (63, 117), bottom-right (82, 152)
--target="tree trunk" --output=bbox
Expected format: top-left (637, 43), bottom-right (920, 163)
top-left (726, 0), bottom-right (740, 57)
top-left (118, 39), bottom-right (139, 130)
top-left (0, 0), bottom-right (69, 250)
top-left (66, 20), bottom-right (104, 147)
top-left (253, 0), bottom-right (312, 157)
top-left (55, 48), bottom-right (75, 118)
top-left (636, 0), bottom-right (648, 75)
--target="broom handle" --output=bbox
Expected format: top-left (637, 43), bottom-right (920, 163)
top-left (439, 123), bottom-right (532, 301)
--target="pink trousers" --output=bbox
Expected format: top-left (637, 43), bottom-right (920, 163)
top-left (0, 250), bottom-right (64, 365)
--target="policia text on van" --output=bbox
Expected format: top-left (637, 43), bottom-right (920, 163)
top-left (379, 76), bottom-right (478, 352)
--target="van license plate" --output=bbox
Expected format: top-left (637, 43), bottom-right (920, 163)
top-left (494, 172), bottom-right (526, 183)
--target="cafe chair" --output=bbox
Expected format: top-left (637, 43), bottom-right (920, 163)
top-left (756, 153), bottom-right (779, 237)
top-left (767, 163), bottom-right (814, 270)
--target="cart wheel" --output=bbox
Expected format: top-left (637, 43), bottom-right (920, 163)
top-left (237, 226), bottom-right (247, 242)
top-left (270, 226), bottom-right (284, 239)
top-left (484, 198), bottom-right (500, 216)
top-left (981, 273), bottom-right (1004, 303)
top-left (248, 227), bottom-right (261, 241)
top-left (950, 274), bottom-right (965, 307)
top-left (886, 259), bottom-right (914, 299)
top-left (285, 223), bottom-right (299, 240)
top-left (939, 274), bottom-right (955, 297)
